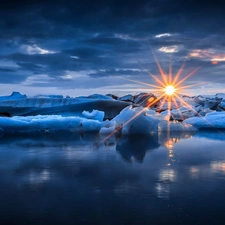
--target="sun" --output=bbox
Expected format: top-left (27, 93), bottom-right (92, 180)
top-left (164, 85), bottom-right (176, 96)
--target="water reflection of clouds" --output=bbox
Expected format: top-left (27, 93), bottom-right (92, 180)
top-left (189, 166), bottom-right (200, 179)
top-left (211, 161), bottom-right (225, 174)
top-left (28, 169), bottom-right (51, 185)
top-left (189, 161), bottom-right (225, 180)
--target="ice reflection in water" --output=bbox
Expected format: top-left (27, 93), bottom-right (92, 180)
top-left (0, 131), bottom-right (224, 224)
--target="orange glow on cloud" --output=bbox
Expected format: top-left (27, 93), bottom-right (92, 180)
top-left (189, 49), bottom-right (225, 63)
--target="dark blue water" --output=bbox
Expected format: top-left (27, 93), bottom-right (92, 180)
top-left (0, 131), bottom-right (225, 225)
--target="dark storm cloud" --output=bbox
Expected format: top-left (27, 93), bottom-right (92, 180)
top-left (16, 62), bottom-right (45, 74)
top-left (0, 67), bottom-right (16, 72)
top-left (1, 0), bottom-right (225, 40)
top-left (1, 53), bottom-right (81, 76)
top-left (0, 0), bottom-right (225, 93)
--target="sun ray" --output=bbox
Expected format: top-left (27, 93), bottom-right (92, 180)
top-left (169, 59), bottom-right (172, 85)
top-left (174, 67), bottom-right (201, 88)
top-left (178, 82), bottom-right (207, 90)
top-left (150, 73), bottom-right (167, 87)
top-left (174, 93), bottom-right (202, 117)
top-left (120, 77), bottom-right (162, 89)
top-left (171, 96), bottom-right (180, 109)
top-left (174, 93), bottom-right (222, 131)
top-left (157, 95), bottom-right (168, 112)
top-left (138, 61), bottom-right (166, 87)
top-left (172, 62), bottom-right (185, 86)
top-left (152, 52), bottom-right (168, 85)
top-left (171, 96), bottom-right (185, 121)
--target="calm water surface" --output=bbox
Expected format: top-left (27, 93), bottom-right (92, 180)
top-left (0, 131), bottom-right (225, 225)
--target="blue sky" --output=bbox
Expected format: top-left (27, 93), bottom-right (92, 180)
top-left (0, 0), bottom-right (225, 96)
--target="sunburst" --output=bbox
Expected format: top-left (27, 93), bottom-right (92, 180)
top-left (99, 54), bottom-right (204, 145)
top-left (123, 57), bottom-right (203, 115)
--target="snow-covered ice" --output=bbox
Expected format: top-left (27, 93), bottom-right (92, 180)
top-left (185, 112), bottom-right (225, 129)
top-left (82, 109), bottom-right (104, 121)
top-left (0, 115), bottom-right (102, 133)
top-left (111, 106), bottom-right (160, 135)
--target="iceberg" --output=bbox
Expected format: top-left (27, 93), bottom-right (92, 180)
top-left (0, 91), bottom-right (27, 102)
top-left (0, 115), bottom-right (103, 133)
top-left (184, 112), bottom-right (225, 129)
top-left (82, 109), bottom-right (104, 122)
top-left (170, 106), bottom-right (200, 121)
top-left (111, 106), bottom-right (160, 135)
top-left (0, 92), bottom-right (131, 119)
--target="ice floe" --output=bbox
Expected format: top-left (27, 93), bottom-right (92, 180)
top-left (0, 115), bottom-right (102, 133)
top-left (0, 91), bottom-right (225, 134)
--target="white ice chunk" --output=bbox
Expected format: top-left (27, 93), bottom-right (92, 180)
top-left (219, 100), bottom-right (225, 109)
top-left (171, 106), bottom-right (200, 121)
top-left (118, 94), bottom-right (134, 102)
top-left (0, 115), bottom-right (102, 133)
top-left (159, 110), bottom-right (171, 121)
top-left (216, 93), bottom-right (225, 99)
top-left (184, 111), bottom-right (225, 129)
top-left (203, 98), bottom-right (222, 110)
top-left (112, 106), bottom-right (160, 135)
top-left (99, 126), bottom-right (116, 134)
top-left (102, 120), bottom-right (116, 128)
top-left (82, 109), bottom-right (104, 121)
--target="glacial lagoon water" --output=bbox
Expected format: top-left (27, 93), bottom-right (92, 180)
top-left (0, 131), bottom-right (225, 225)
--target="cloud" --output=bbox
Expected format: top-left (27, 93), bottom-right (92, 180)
top-left (189, 49), bottom-right (213, 59)
top-left (211, 56), bottom-right (225, 62)
top-left (189, 49), bottom-right (225, 62)
top-left (59, 74), bottom-right (73, 80)
top-left (155, 33), bottom-right (172, 38)
top-left (20, 45), bottom-right (56, 55)
top-left (88, 68), bottom-right (144, 78)
top-left (21, 74), bottom-right (54, 86)
top-left (70, 56), bottom-right (79, 59)
top-left (0, 0), bottom-right (224, 95)
top-left (159, 46), bottom-right (179, 53)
